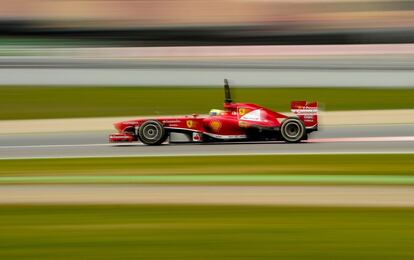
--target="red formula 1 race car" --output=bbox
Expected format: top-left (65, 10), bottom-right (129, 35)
top-left (109, 80), bottom-right (318, 145)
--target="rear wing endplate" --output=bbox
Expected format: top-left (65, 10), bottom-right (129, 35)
top-left (291, 101), bottom-right (318, 128)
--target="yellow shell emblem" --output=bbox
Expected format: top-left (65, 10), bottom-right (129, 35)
top-left (239, 121), bottom-right (249, 128)
top-left (210, 120), bottom-right (222, 132)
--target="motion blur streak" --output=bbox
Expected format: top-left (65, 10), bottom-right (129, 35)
top-left (2, 1), bottom-right (414, 32)
top-left (1, 185), bottom-right (414, 207)
top-left (1, 0), bottom-right (414, 46)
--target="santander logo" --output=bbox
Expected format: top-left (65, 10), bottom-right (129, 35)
top-left (240, 109), bottom-right (262, 121)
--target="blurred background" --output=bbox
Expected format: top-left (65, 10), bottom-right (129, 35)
top-left (1, 0), bottom-right (414, 87)
top-left (2, 0), bottom-right (414, 46)
top-left (0, 2), bottom-right (414, 259)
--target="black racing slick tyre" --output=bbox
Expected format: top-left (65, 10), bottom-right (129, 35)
top-left (138, 120), bottom-right (167, 145)
top-left (280, 117), bottom-right (306, 143)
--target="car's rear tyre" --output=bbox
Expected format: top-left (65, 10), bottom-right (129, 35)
top-left (280, 117), bottom-right (306, 143)
top-left (138, 120), bottom-right (167, 145)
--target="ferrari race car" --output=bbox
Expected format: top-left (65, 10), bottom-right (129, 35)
top-left (109, 80), bottom-right (318, 145)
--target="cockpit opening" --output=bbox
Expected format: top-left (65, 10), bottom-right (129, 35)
top-left (209, 109), bottom-right (224, 116)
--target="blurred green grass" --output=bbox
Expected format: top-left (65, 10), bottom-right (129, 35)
top-left (1, 87), bottom-right (413, 120)
top-left (1, 155), bottom-right (413, 185)
top-left (0, 205), bottom-right (413, 259)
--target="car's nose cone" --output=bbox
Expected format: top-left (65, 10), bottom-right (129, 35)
top-left (114, 122), bottom-right (124, 131)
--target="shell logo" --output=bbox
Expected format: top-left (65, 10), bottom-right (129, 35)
top-left (239, 121), bottom-right (249, 128)
top-left (210, 120), bottom-right (222, 132)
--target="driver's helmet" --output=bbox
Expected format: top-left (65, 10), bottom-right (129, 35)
top-left (209, 109), bottom-right (223, 116)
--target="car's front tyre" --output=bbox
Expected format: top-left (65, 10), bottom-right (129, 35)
top-left (138, 120), bottom-right (167, 145)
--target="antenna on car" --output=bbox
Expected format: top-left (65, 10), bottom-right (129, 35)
top-left (224, 79), bottom-right (232, 103)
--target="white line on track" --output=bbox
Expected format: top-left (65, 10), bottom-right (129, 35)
top-left (1, 136), bottom-right (413, 149)
top-left (0, 143), bottom-right (144, 149)
top-left (308, 136), bottom-right (414, 143)
top-left (0, 144), bottom-right (105, 149)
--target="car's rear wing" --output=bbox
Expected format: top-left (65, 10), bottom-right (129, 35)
top-left (291, 101), bottom-right (318, 128)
